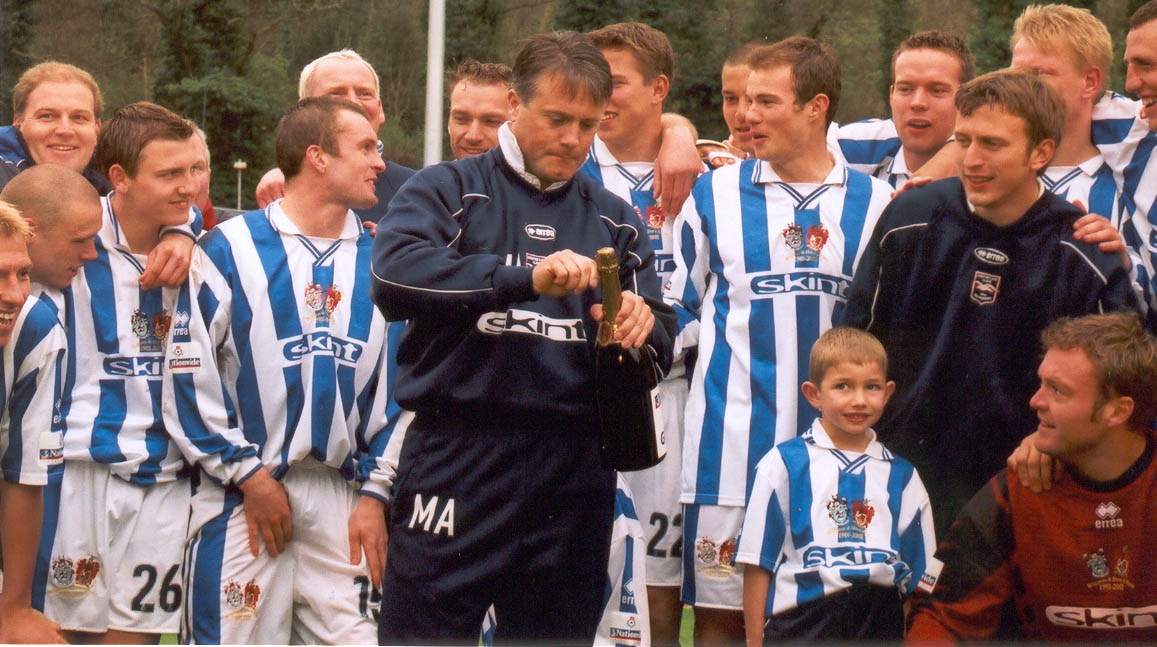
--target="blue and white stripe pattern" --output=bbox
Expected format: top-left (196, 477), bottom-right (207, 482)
top-left (59, 196), bottom-right (190, 484)
top-left (163, 202), bottom-right (400, 501)
top-left (735, 419), bottom-right (936, 617)
top-left (0, 294), bottom-right (66, 485)
top-left (596, 476), bottom-right (650, 647)
top-left (581, 135), bottom-right (687, 379)
top-left (666, 160), bottom-right (890, 506)
top-left (1042, 156), bottom-right (1153, 312)
top-left (1084, 93), bottom-right (1157, 315)
top-left (830, 119), bottom-right (911, 188)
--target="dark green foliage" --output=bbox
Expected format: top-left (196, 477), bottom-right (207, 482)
top-left (0, 0), bottom-right (39, 124)
top-left (968, 0), bottom-right (1096, 75)
top-left (878, 0), bottom-right (913, 105)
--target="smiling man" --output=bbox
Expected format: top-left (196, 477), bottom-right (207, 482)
top-left (833, 31), bottom-right (974, 188)
top-left (447, 59), bottom-right (511, 160)
top-left (30, 102), bottom-right (203, 645)
top-left (665, 36), bottom-right (892, 645)
top-left (371, 30), bottom-right (674, 644)
top-left (842, 70), bottom-right (1140, 536)
top-left (0, 62), bottom-right (108, 194)
top-left (165, 96), bottom-right (396, 644)
top-left (256, 50), bottom-right (415, 221)
top-left (907, 313), bottom-right (1157, 643)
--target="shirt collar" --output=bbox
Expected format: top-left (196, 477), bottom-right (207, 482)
top-left (266, 199), bottom-right (365, 240)
top-left (498, 122), bottom-right (569, 192)
top-left (887, 149), bottom-right (912, 179)
top-left (802, 418), bottom-right (891, 461)
top-left (752, 157), bottom-right (848, 186)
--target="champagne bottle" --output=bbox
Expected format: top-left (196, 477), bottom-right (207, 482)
top-left (593, 247), bottom-right (665, 471)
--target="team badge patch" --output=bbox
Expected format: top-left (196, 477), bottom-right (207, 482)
top-left (1084, 546), bottom-right (1134, 591)
top-left (132, 308), bottom-right (167, 352)
top-left (223, 579), bottom-right (262, 620)
top-left (970, 271), bottom-right (1001, 305)
top-left (783, 224), bottom-right (829, 263)
top-left (524, 252), bottom-right (546, 269)
top-left (827, 495), bottom-right (874, 541)
top-left (695, 536), bottom-right (738, 578)
top-left (304, 283), bottom-right (342, 323)
top-left (646, 204), bottom-right (664, 230)
top-left (49, 555), bottom-right (101, 598)
top-left (1095, 502), bottom-right (1124, 529)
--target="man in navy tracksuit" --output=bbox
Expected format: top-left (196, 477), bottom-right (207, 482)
top-left (842, 70), bottom-right (1141, 535)
top-left (370, 31), bottom-right (675, 644)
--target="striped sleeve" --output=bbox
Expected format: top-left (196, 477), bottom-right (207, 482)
top-left (355, 320), bottom-right (409, 503)
top-left (833, 119), bottom-right (902, 176)
top-left (893, 461), bottom-right (937, 596)
top-left (663, 175), bottom-right (711, 359)
top-left (162, 244), bottom-right (263, 486)
top-left (1, 298), bottom-right (66, 486)
top-left (735, 448), bottom-right (790, 575)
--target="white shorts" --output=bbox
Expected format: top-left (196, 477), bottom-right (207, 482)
top-left (681, 503), bottom-right (744, 611)
top-left (37, 460), bottom-right (191, 634)
top-left (620, 377), bottom-right (687, 586)
top-left (182, 459), bottom-right (378, 645)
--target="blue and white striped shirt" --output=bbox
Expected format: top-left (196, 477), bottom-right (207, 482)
top-left (163, 202), bottom-right (401, 501)
top-left (667, 160), bottom-right (890, 506)
top-left (830, 119), bottom-right (911, 188)
top-left (581, 136), bottom-right (689, 379)
top-left (0, 295), bottom-right (65, 485)
top-left (59, 196), bottom-right (191, 484)
top-left (596, 476), bottom-right (650, 647)
top-left (735, 419), bottom-right (937, 617)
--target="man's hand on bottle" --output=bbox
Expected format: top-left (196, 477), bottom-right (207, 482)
top-left (590, 291), bottom-right (654, 349)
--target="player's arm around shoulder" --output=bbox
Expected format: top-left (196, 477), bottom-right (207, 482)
top-left (371, 160), bottom-right (535, 321)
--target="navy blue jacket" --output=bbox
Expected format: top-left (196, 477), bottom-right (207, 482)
top-left (0, 125), bottom-right (112, 194)
top-left (371, 147), bottom-right (675, 431)
top-left (842, 177), bottom-right (1140, 530)
top-left (358, 161), bottom-right (414, 223)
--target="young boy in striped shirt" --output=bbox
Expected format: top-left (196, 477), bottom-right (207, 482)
top-left (737, 327), bottom-right (937, 642)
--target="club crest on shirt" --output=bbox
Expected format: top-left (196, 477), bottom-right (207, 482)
top-left (132, 308), bottom-right (168, 352)
top-left (304, 283), bottom-right (342, 323)
top-left (827, 495), bottom-right (874, 541)
top-left (970, 271), bottom-right (1001, 306)
top-left (695, 536), bottom-right (738, 578)
top-left (224, 579), bottom-right (262, 621)
top-left (783, 224), bottom-right (829, 263)
top-left (49, 555), bottom-right (101, 598)
top-left (1083, 546), bottom-right (1133, 591)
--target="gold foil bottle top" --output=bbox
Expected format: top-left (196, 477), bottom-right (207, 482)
top-left (597, 248), bottom-right (621, 345)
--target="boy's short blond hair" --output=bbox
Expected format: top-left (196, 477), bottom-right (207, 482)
top-left (808, 327), bottom-right (888, 384)
top-left (1011, 4), bottom-right (1113, 100)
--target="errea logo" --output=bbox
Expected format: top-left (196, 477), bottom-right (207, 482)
top-left (525, 224), bottom-right (556, 241)
top-left (974, 247), bottom-right (1009, 265)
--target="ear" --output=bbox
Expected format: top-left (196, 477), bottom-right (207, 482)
top-left (652, 74), bottom-right (670, 105)
top-left (1100, 395), bottom-right (1135, 429)
top-left (1082, 67), bottom-right (1103, 103)
top-left (108, 164), bottom-right (129, 193)
top-left (809, 93), bottom-right (830, 124)
top-left (801, 381), bottom-right (822, 411)
top-left (305, 144), bottom-right (326, 174)
top-left (883, 380), bottom-right (896, 405)
top-left (1028, 138), bottom-right (1055, 173)
top-left (508, 88), bottom-right (522, 123)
